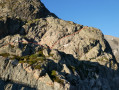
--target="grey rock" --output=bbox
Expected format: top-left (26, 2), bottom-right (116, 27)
top-left (0, 0), bottom-right (56, 21)
top-left (105, 35), bottom-right (119, 62)
top-left (50, 49), bottom-right (61, 61)
top-left (0, 56), bottom-right (54, 90)
top-left (0, 50), bottom-right (118, 90)
top-left (62, 64), bottom-right (71, 74)
top-left (43, 49), bottom-right (49, 57)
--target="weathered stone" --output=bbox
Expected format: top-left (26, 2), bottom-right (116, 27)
top-left (54, 82), bottom-right (61, 90)
top-left (25, 66), bottom-right (33, 73)
top-left (50, 49), bottom-right (61, 61)
top-left (43, 49), bottom-right (49, 57)
top-left (33, 69), bottom-right (41, 79)
top-left (39, 73), bottom-right (53, 86)
top-left (61, 64), bottom-right (71, 74)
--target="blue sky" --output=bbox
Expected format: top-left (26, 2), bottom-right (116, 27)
top-left (41, 0), bottom-right (119, 37)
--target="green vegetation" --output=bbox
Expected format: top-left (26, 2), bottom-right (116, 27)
top-left (17, 50), bottom-right (46, 69)
top-left (0, 53), bottom-right (10, 57)
top-left (49, 53), bottom-right (54, 57)
top-left (27, 19), bottom-right (40, 25)
top-left (50, 70), bottom-right (64, 86)
top-left (51, 70), bottom-right (57, 76)
top-left (97, 57), bottom-right (108, 61)
top-left (10, 55), bottom-right (23, 60)
top-left (91, 29), bottom-right (95, 32)
top-left (38, 50), bottom-right (45, 57)
top-left (0, 50), bottom-right (46, 70)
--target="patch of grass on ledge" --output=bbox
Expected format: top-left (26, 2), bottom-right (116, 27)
top-left (49, 70), bottom-right (64, 86)
top-left (0, 53), bottom-right (10, 57)
top-left (0, 50), bottom-right (46, 70)
top-left (26, 19), bottom-right (40, 25)
top-left (16, 50), bottom-right (46, 69)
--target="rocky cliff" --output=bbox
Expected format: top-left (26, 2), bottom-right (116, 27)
top-left (0, 0), bottom-right (119, 90)
top-left (105, 35), bottom-right (119, 63)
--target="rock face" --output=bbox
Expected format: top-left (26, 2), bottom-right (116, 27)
top-left (105, 35), bottom-right (119, 62)
top-left (0, 0), bottom-right (55, 20)
top-left (0, 0), bottom-right (57, 37)
top-left (0, 50), bottom-right (119, 90)
top-left (0, 0), bottom-right (119, 90)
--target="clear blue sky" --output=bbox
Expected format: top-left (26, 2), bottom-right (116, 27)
top-left (41, 0), bottom-right (119, 37)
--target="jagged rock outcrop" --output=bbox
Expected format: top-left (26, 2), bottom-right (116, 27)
top-left (0, 0), bottom-right (57, 38)
top-left (1, 16), bottom-right (115, 67)
top-left (0, 49), bottom-right (119, 90)
top-left (0, 0), bottom-right (55, 20)
top-left (105, 35), bottom-right (119, 62)
top-left (0, 0), bottom-right (119, 90)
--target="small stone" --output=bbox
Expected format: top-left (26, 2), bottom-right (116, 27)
top-left (62, 64), bottom-right (71, 74)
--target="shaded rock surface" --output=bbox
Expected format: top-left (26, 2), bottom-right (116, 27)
top-left (0, 0), bottom-right (119, 90)
top-left (105, 35), bottom-right (119, 62)
top-left (0, 79), bottom-right (36, 90)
